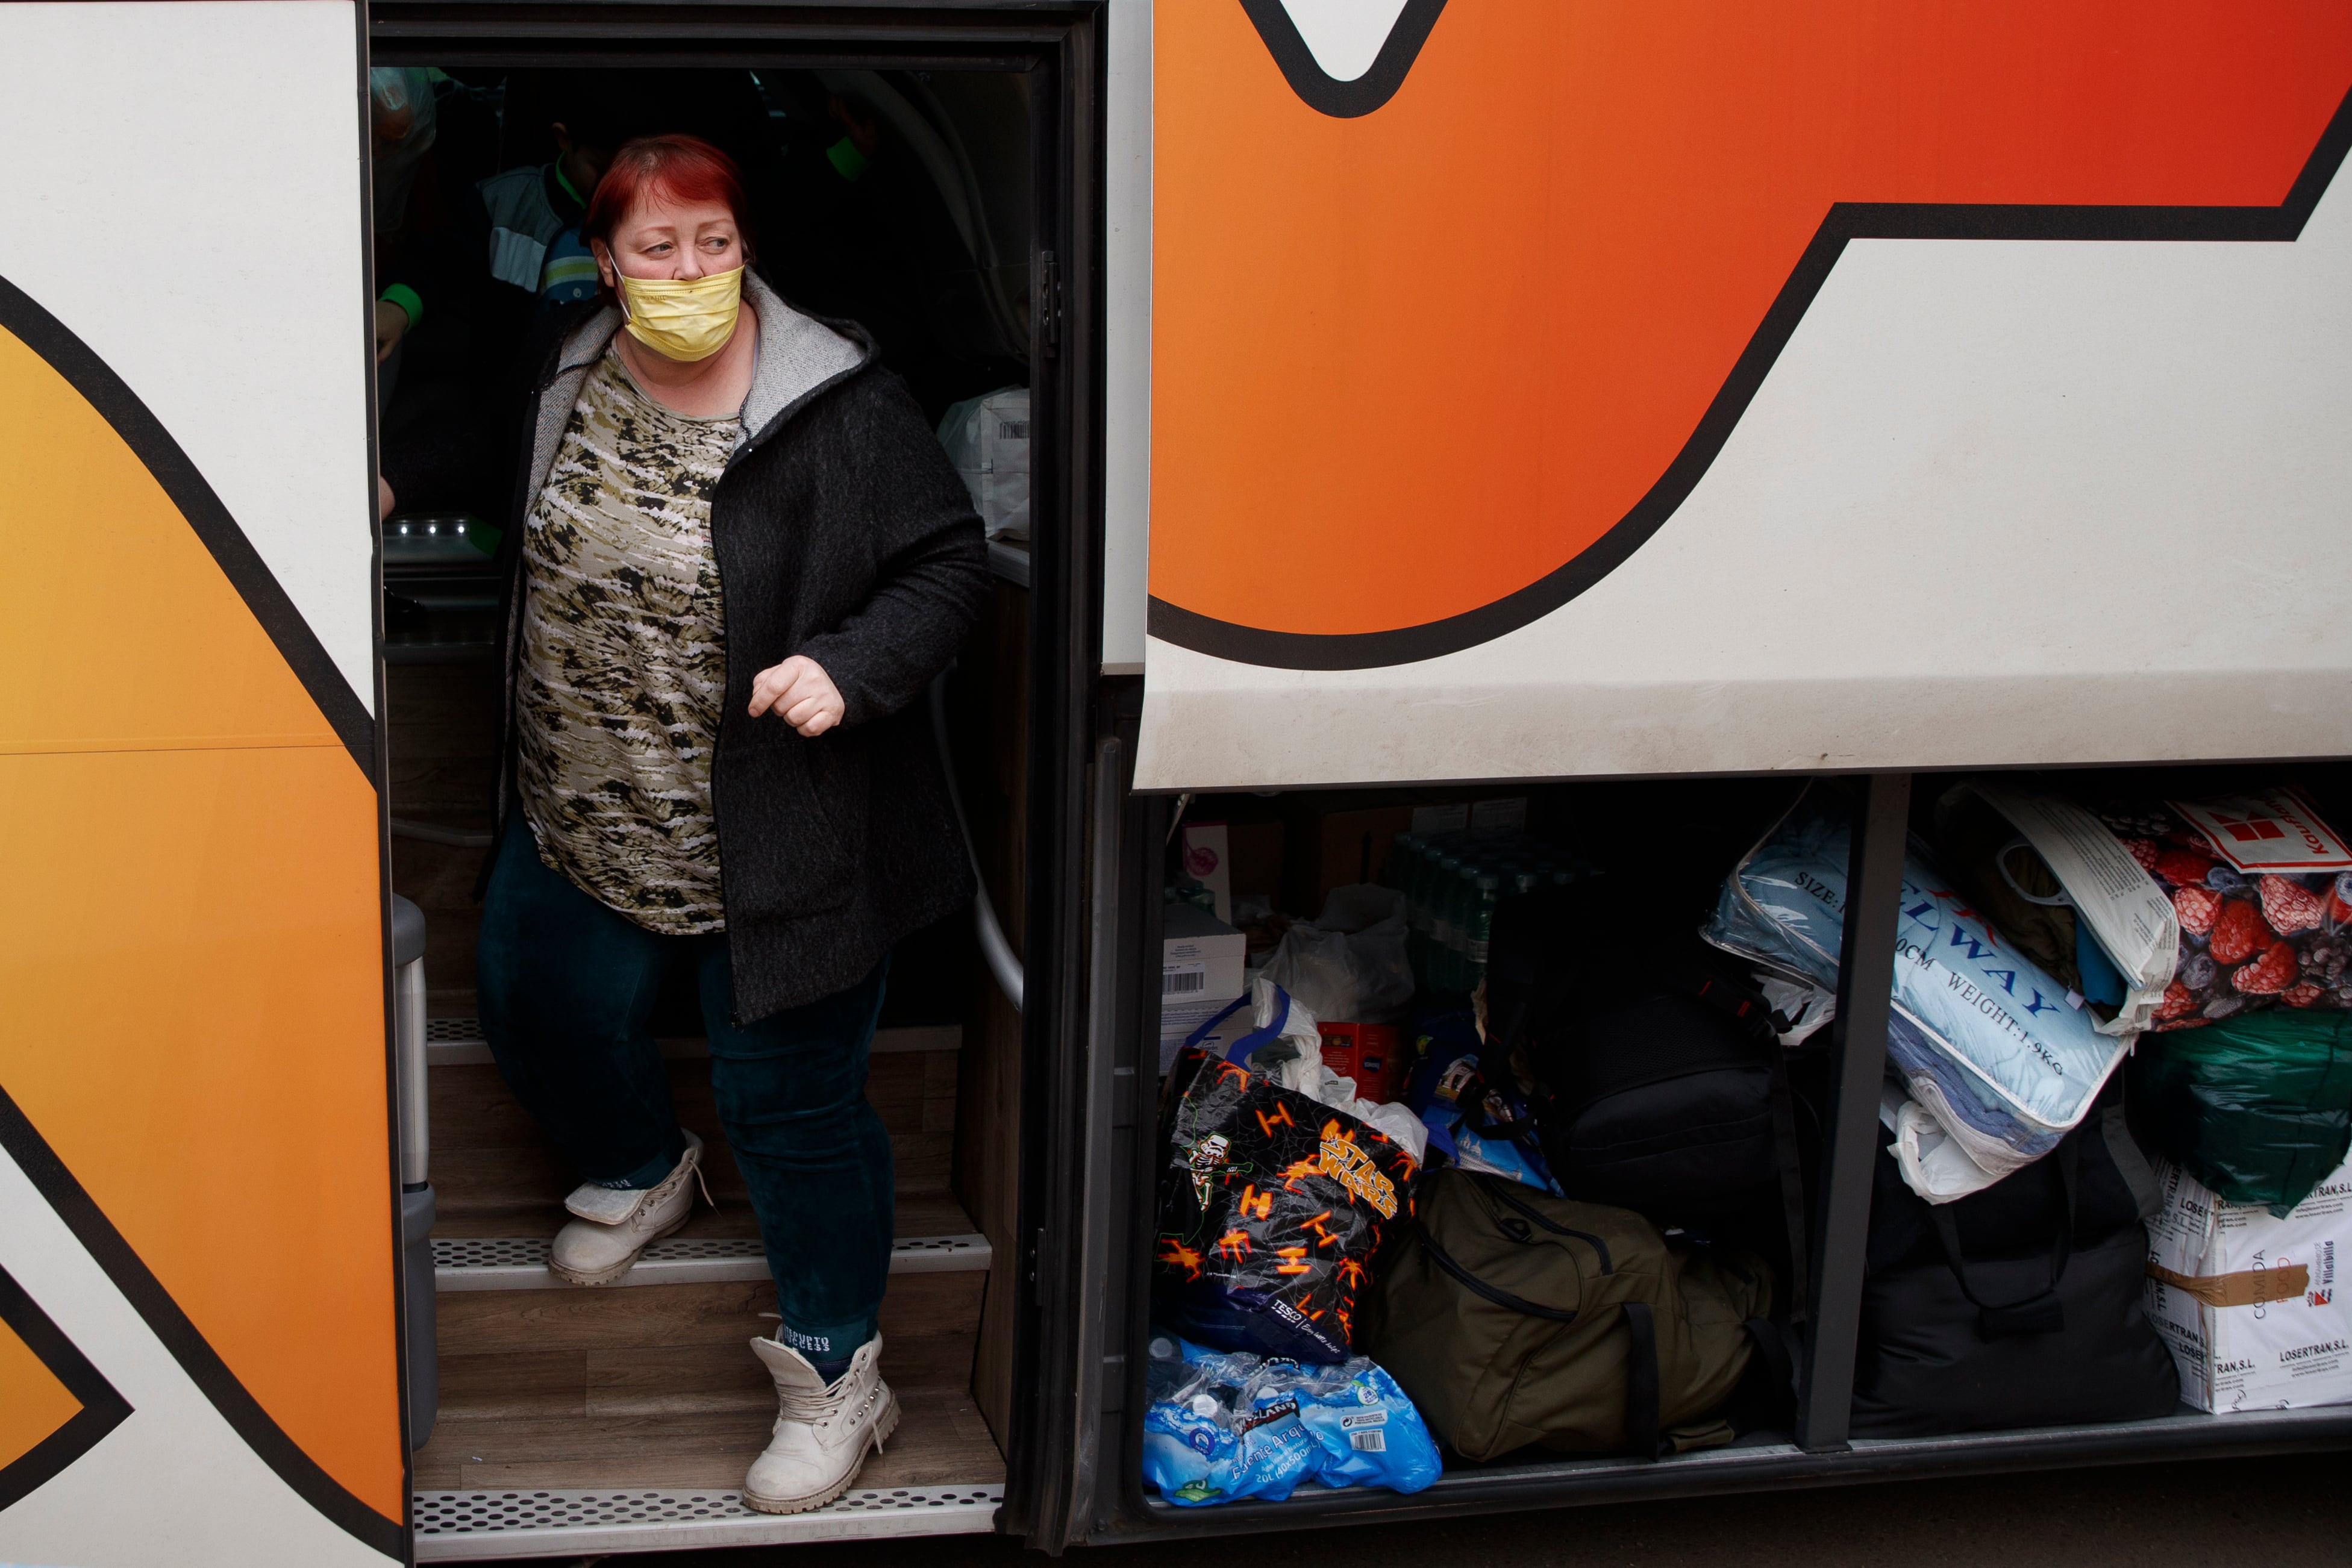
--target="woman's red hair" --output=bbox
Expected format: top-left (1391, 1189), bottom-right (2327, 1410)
top-left (583, 134), bottom-right (754, 272)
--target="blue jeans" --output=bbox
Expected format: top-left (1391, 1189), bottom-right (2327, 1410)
top-left (477, 825), bottom-right (893, 1361)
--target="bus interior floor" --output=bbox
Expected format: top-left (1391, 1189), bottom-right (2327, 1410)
top-left (414, 1020), bottom-right (1004, 1495)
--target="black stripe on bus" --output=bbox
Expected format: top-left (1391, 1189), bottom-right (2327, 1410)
top-left (1238, 0), bottom-right (1450, 119)
top-left (1149, 82), bottom-right (2352, 672)
top-left (0, 272), bottom-right (377, 779)
top-left (0, 1087), bottom-right (403, 1560)
top-left (0, 1261), bottom-right (133, 1513)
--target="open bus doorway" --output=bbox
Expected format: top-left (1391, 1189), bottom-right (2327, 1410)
top-left (370, 45), bottom-right (1060, 1548)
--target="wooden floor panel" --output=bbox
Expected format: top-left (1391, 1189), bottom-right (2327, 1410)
top-left (430, 1058), bottom-right (962, 1236)
top-left (437, 1273), bottom-right (983, 1358)
top-left (418, 1335), bottom-right (1001, 1491)
top-left (430, 1189), bottom-right (977, 1242)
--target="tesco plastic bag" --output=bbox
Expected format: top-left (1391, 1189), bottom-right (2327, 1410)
top-left (2098, 789), bottom-right (2352, 1030)
top-left (1156, 1007), bottom-right (1423, 1363)
top-left (1142, 1334), bottom-right (1441, 1505)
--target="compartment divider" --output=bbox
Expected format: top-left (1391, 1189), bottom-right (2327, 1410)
top-left (1795, 771), bottom-right (1912, 1452)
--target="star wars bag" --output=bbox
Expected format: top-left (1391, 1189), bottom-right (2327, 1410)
top-left (1155, 1045), bottom-right (1422, 1364)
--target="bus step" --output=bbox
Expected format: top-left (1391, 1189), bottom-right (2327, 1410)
top-left (434, 1232), bottom-right (990, 1291)
top-left (411, 1482), bottom-right (1002, 1559)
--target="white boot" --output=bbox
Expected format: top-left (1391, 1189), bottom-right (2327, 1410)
top-left (742, 1333), bottom-right (897, 1514)
top-left (548, 1130), bottom-right (705, 1285)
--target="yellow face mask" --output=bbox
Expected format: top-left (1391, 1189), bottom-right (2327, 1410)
top-left (615, 266), bottom-right (744, 361)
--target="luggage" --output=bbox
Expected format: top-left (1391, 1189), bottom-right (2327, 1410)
top-left (1364, 1167), bottom-right (1777, 1460)
top-left (1526, 943), bottom-right (1790, 1223)
top-left (1154, 1039), bottom-right (1422, 1364)
top-left (1705, 785), bottom-right (2130, 1179)
top-left (2144, 1152), bottom-right (2352, 1412)
top-left (2130, 1009), bottom-right (2352, 1216)
top-left (1852, 1111), bottom-right (2179, 1437)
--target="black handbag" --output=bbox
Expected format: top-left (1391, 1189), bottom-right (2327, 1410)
top-left (1851, 1115), bottom-right (2179, 1437)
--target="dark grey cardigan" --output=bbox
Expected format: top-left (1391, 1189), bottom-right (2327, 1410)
top-left (493, 275), bottom-right (988, 1021)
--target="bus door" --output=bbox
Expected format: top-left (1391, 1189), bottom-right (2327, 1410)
top-left (0, 4), bottom-right (401, 1565)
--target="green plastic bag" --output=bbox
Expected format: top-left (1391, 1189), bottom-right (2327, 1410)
top-left (2128, 1011), bottom-right (2352, 1216)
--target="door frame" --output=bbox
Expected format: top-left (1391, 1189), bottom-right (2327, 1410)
top-left (364, 1), bottom-right (1110, 1547)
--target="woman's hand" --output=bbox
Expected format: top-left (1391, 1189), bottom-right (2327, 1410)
top-left (374, 298), bottom-right (411, 364)
top-left (749, 655), bottom-right (846, 737)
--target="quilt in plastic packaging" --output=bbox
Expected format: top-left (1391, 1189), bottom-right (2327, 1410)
top-left (1706, 786), bottom-right (2130, 1178)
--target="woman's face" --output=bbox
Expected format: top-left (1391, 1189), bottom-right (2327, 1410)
top-left (593, 193), bottom-right (744, 285)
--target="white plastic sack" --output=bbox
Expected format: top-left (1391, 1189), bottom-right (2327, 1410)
top-left (1262, 886), bottom-right (1413, 1026)
top-left (1879, 1085), bottom-right (2005, 1204)
top-left (936, 386), bottom-right (1030, 540)
top-left (2145, 1154), bottom-right (2352, 1412)
top-left (1946, 781), bottom-right (2178, 1037)
top-left (1197, 979), bottom-right (1428, 1163)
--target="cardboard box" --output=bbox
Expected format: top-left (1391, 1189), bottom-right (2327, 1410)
top-left (1160, 902), bottom-right (1246, 1073)
top-left (2145, 1154), bottom-right (2352, 1412)
top-left (1180, 822), bottom-right (1231, 922)
top-left (1306, 807), bottom-right (1415, 915)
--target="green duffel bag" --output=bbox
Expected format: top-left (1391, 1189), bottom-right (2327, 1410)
top-left (1362, 1167), bottom-right (1778, 1461)
top-left (2129, 1010), bottom-right (2352, 1216)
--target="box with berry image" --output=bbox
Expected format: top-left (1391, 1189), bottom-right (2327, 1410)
top-left (2098, 789), bottom-right (2352, 1030)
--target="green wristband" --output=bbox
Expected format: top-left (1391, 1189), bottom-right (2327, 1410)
top-left (378, 282), bottom-right (424, 328)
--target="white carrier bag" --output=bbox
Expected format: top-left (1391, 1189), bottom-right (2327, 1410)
top-left (2145, 1154), bottom-right (2352, 1412)
top-left (1938, 781), bottom-right (2180, 1037)
top-left (936, 384), bottom-right (1031, 540)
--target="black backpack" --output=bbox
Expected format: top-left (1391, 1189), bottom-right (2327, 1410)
top-left (1851, 1102), bottom-right (2179, 1437)
top-left (1513, 940), bottom-right (1797, 1226)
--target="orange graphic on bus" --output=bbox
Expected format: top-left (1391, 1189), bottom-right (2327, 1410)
top-left (1149, 0), bottom-right (2352, 667)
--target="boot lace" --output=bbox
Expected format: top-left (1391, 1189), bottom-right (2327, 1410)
top-left (632, 1144), bottom-right (713, 1230)
top-left (757, 1316), bottom-right (869, 1437)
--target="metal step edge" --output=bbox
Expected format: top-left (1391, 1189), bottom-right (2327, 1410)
top-left (434, 1232), bottom-right (990, 1292)
top-left (425, 1021), bottom-right (959, 1067)
top-left (412, 1484), bottom-right (1001, 1559)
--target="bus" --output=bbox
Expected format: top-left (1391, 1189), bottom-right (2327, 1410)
top-left (2, 2), bottom-right (2348, 1562)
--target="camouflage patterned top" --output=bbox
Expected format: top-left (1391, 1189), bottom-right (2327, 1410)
top-left (516, 347), bottom-right (740, 934)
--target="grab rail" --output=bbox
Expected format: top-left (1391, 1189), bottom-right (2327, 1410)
top-left (930, 671), bottom-right (1024, 1012)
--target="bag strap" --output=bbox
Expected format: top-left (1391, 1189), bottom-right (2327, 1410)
top-left (1622, 1302), bottom-right (1662, 1461)
top-left (1409, 1219), bottom-right (1580, 1323)
top-left (1927, 1134), bottom-right (2081, 1339)
top-left (1180, 989), bottom-right (1295, 1065)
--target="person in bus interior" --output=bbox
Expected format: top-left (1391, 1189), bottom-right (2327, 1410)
top-left (474, 133), bottom-right (986, 1514)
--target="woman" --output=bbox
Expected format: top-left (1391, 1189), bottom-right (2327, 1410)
top-left (475, 134), bottom-right (986, 1514)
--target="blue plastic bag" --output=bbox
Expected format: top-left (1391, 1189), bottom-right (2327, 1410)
top-left (1141, 1335), bottom-right (1440, 1506)
top-left (1404, 1010), bottom-right (1563, 1195)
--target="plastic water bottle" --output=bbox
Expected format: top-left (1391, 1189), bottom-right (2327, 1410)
top-left (1440, 863), bottom-right (1478, 992)
top-left (1465, 874), bottom-right (1500, 992)
top-left (1430, 856), bottom-right (1463, 986)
